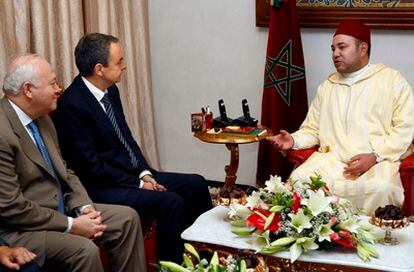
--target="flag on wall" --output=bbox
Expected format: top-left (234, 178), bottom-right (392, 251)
top-left (256, 0), bottom-right (308, 186)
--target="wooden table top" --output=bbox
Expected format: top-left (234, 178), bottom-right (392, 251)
top-left (193, 126), bottom-right (273, 144)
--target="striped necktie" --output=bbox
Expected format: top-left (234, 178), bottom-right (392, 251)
top-left (101, 93), bottom-right (139, 168)
top-left (27, 120), bottom-right (65, 214)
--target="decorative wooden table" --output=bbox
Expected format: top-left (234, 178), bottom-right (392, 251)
top-left (193, 126), bottom-right (272, 187)
top-left (182, 206), bottom-right (414, 272)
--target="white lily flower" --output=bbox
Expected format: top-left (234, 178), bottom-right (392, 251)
top-left (298, 237), bottom-right (319, 251)
top-left (290, 237), bottom-right (318, 262)
top-left (246, 191), bottom-right (262, 209)
top-left (228, 203), bottom-right (252, 219)
top-left (265, 175), bottom-right (289, 194)
top-left (338, 217), bottom-right (360, 233)
top-left (289, 209), bottom-right (312, 234)
top-left (289, 243), bottom-right (302, 263)
top-left (317, 223), bottom-right (334, 242)
top-left (252, 230), bottom-right (271, 247)
top-left (302, 189), bottom-right (333, 216)
top-left (223, 174), bottom-right (381, 264)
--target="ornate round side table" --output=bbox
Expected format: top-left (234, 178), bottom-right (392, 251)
top-left (193, 126), bottom-right (272, 187)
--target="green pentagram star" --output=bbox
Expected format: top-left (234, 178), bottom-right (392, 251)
top-left (264, 39), bottom-right (306, 106)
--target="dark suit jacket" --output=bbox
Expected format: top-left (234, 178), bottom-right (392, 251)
top-left (0, 98), bottom-right (92, 252)
top-left (53, 75), bottom-right (151, 198)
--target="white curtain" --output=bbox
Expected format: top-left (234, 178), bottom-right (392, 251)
top-left (0, 0), bottom-right (160, 169)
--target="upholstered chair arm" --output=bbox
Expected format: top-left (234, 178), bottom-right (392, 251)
top-left (286, 147), bottom-right (319, 166)
top-left (400, 153), bottom-right (414, 215)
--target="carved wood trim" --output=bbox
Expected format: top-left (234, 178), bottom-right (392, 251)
top-left (189, 241), bottom-right (380, 272)
top-left (256, 0), bottom-right (414, 29)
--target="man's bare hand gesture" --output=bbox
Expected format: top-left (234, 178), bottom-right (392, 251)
top-left (266, 130), bottom-right (294, 151)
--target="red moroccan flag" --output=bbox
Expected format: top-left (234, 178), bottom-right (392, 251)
top-left (256, 0), bottom-right (308, 186)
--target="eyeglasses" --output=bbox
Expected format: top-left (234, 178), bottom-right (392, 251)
top-left (50, 81), bottom-right (64, 95)
top-left (57, 82), bottom-right (64, 94)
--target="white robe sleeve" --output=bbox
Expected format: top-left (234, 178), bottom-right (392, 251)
top-left (370, 71), bottom-right (414, 162)
top-left (291, 84), bottom-right (323, 149)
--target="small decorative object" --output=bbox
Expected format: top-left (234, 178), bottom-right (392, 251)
top-left (156, 243), bottom-right (268, 272)
top-left (191, 106), bottom-right (213, 132)
top-left (215, 185), bottom-right (247, 207)
top-left (191, 113), bottom-right (204, 132)
top-left (371, 205), bottom-right (410, 245)
top-left (228, 175), bottom-right (379, 262)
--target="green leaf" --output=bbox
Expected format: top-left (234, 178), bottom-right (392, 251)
top-left (232, 228), bottom-right (255, 236)
top-left (153, 264), bottom-right (169, 272)
top-left (258, 245), bottom-right (286, 254)
top-left (159, 261), bottom-right (190, 272)
top-left (159, 266), bottom-right (171, 272)
top-left (210, 251), bottom-right (219, 266)
top-left (269, 205), bottom-right (285, 213)
top-left (357, 241), bottom-right (379, 261)
top-left (239, 259), bottom-right (247, 272)
top-left (309, 174), bottom-right (326, 190)
top-left (230, 219), bottom-right (247, 227)
top-left (357, 244), bottom-right (370, 262)
top-left (182, 254), bottom-right (194, 269)
top-left (357, 229), bottom-right (378, 244)
top-left (274, 193), bottom-right (291, 206)
top-left (184, 243), bottom-right (200, 261)
top-left (270, 236), bottom-right (296, 247)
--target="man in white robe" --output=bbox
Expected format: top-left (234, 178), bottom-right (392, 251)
top-left (267, 20), bottom-right (414, 214)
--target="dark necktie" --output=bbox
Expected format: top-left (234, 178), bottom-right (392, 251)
top-left (27, 120), bottom-right (65, 214)
top-left (101, 93), bottom-right (139, 168)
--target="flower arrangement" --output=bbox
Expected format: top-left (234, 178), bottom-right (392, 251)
top-left (228, 175), bottom-right (379, 262)
top-left (157, 243), bottom-right (267, 272)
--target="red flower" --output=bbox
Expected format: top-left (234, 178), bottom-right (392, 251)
top-left (247, 209), bottom-right (281, 231)
top-left (291, 191), bottom-right (301, 214)
top-left (329, 233), bottom-right (339, 240)
top-left (329, 230), bottom-right (356, 248)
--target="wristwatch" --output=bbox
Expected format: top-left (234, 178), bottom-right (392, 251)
top-left (373, 152), bottom-right (383, 163)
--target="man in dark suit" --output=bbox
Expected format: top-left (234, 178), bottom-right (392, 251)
top-left (52, 33), bottom-right (213, 262)
top-left (0, 237), bottom-right (40, 272)
top-left (0, 54), bottom-right (147, 272)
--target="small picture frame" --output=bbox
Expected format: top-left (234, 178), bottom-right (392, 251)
top-left (191, 113), bottom-right (205, 132)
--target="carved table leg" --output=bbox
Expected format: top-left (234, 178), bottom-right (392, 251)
top-left (224, 143), bottom-right (239, 187)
